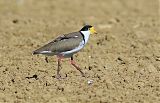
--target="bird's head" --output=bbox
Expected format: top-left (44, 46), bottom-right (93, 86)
top-left (80, 25), bottom-right (97, 34)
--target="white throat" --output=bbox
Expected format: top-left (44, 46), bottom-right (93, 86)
top-left (80, 31), bottom-right (90, 45)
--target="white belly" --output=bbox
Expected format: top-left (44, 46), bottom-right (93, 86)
top-left (60, 41), bottom-right (84, 58)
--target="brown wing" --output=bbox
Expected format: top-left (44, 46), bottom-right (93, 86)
top-left (33, 32), bottom-right (83, 55)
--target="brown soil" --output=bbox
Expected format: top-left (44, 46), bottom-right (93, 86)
top-left (0, 0), bottom-right (159, 103)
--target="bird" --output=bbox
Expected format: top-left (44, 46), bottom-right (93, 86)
top-left (33, 25), bottom-right (97, 79)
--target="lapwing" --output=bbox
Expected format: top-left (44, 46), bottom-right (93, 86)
top-left (33, 25), bottom-right (97, 78)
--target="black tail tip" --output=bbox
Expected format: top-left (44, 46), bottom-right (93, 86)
top-left (32, 51), bottom-right (39, 55)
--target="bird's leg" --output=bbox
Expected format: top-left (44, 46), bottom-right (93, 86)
top-left (70, 56), bottom-right (85, 77)
top-left (56, 55), bottom-right (67, 79)
top-left (57, 57), bottom-right (61, 79)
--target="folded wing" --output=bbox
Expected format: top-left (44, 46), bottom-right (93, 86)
top-left (33, 32), bottom-right (83, 55)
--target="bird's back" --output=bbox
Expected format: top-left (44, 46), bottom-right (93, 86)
top-left (33, 31), bottom-right (84, 56)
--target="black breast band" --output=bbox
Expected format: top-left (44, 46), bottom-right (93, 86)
top-left (80, 31), bottom-right (85, 44)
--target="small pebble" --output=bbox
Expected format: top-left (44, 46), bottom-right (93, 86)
top-left (87, 80), bottom-right (93, 85)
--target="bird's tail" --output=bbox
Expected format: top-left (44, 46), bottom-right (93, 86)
top-left (32, 50), bottom-right (39, 55)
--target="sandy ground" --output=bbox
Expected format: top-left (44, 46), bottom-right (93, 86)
top-left (0, 0), bottom-right (159, 103)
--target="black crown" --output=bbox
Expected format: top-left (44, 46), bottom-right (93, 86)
top-left (80, 25), bottom-right (92, 31)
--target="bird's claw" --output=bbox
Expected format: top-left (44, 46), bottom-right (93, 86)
top-left (54, 74), bottom-right (67, 80)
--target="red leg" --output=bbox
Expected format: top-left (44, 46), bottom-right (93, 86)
top-left (57, 57), bottom-right (61, 78)
top-left (70, 56), bottom-right (85, 77)
top-left (56, 55), bottom-right (64, 79)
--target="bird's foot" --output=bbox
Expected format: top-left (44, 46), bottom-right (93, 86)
top-left (81, 72), bottom-right (91, 78)
top-left (53, 74), bottom-right (67, 80)
top-left (81, 72), bottom-right (86, 77)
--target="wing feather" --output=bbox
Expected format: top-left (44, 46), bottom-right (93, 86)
top-left (33, 32), bottom-right (83, 55)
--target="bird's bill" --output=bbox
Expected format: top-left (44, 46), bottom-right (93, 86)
top-left (90, 27), bottom-right (97, 34)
